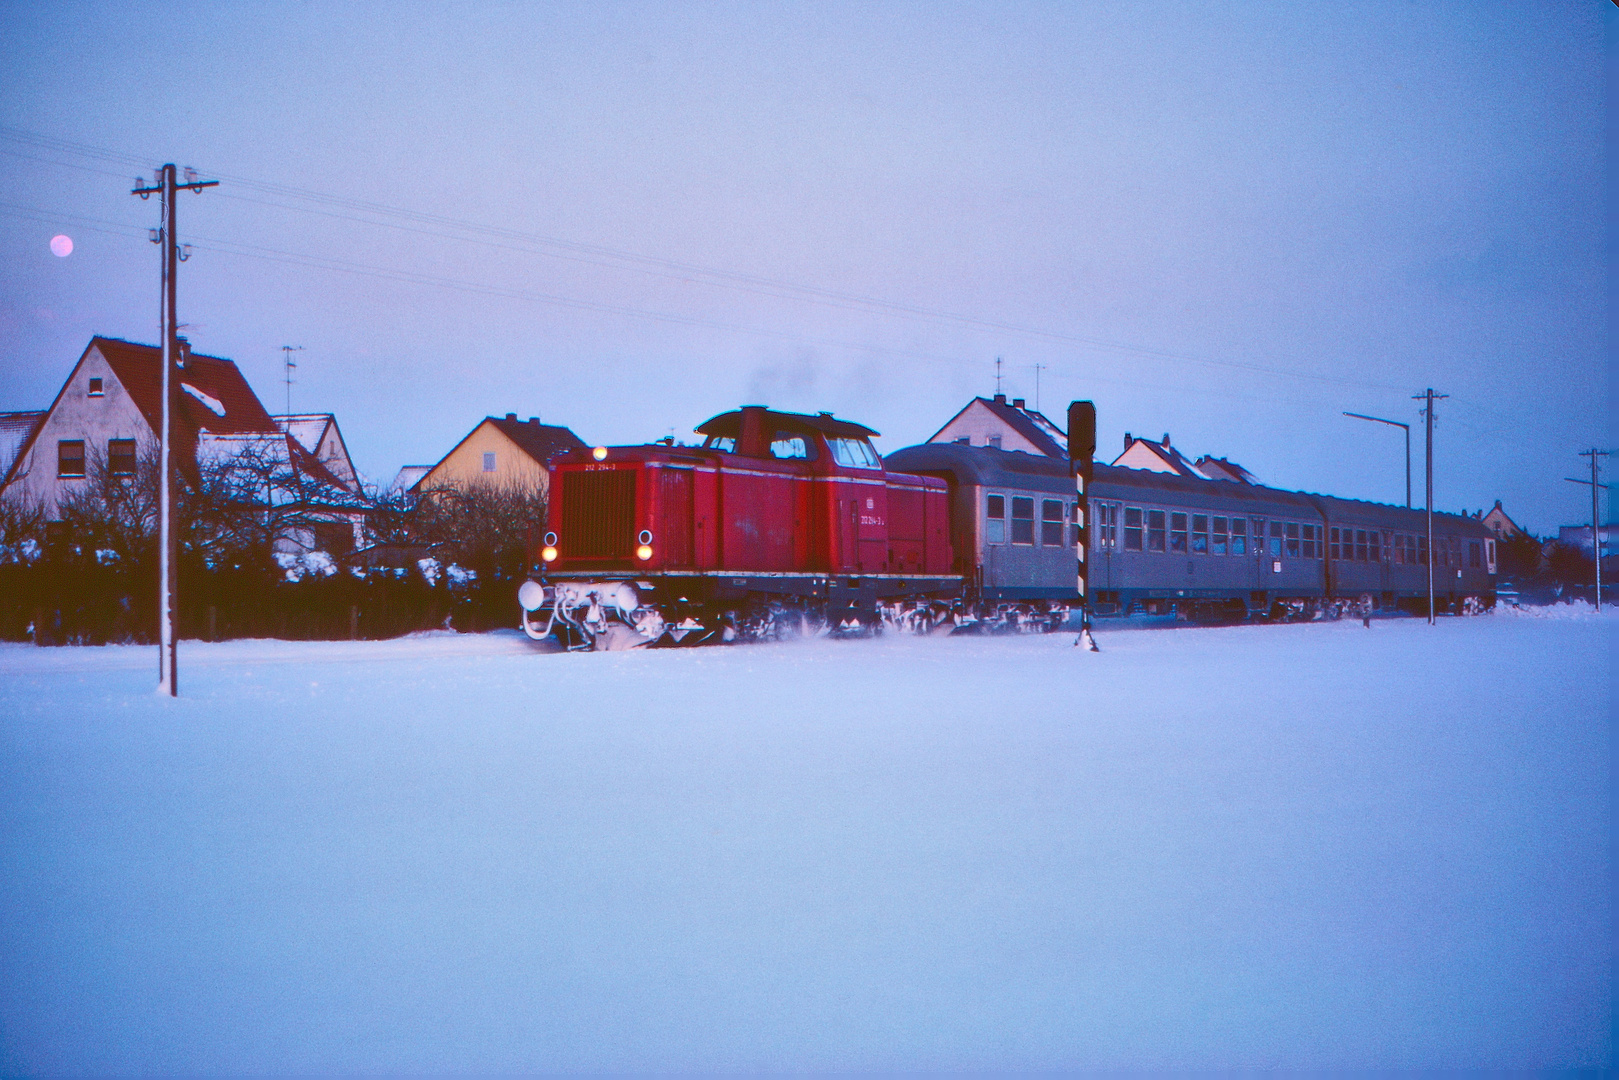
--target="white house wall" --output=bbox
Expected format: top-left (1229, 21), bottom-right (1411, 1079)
top-left (6, 345), bottom-right (155, 518)
top-left (929, 402), bottom-right (1048, 456)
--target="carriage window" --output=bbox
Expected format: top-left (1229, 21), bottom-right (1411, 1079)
top-left (1370, 531), bottom-right (1381, 562)
top-left (1191, 515), bottom-right (1208, 554)
top-left (1330, 527), bottom-right (1340, 560)
top-left (986, 494), bottom-right (1005, 544)
top-left (1212, 516), bottom-right (1228, 555)
top-left (1096, 502), bottom-right (1117, 549)
top-left (829, 437), bottom-right (881, 469)
top-left (1011, 497), bottom-right (1035, 544)
top-left (1170, 512), bottom-right (1188, 553)
top-left (1418, 535), bottom-right (1428, 565)
top-left (1450, 536), bottom-right (1460, 567)
top-left (1285, 522), bottom-right (1300, 558)
top-left (1355, 530), bottom-right (1368, 561)
top-left (1124, 507), bottom-right (1143, 551)
top-left (1301, 524), bottom-right (1317, 559)
top-left (1469, 540), bottom-right (1481, 568)
top-left (1147, 510), bottom-right (1166, 552)
top-left (704, 435), bottom-right (736, 453)
top-left (769, 432), bottom-right (813, 460)
top-left (1042, 500), bottom-right (1065, 546)
top-left (1393, 535), bottom-right (1405, 565)
top-left (1269, 521), bottom-right (1284, 558)
top-left (1231, 517), bottom-right (1247, 556)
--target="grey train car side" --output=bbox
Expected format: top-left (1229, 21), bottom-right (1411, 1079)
top-left (884, 443), bottom-right (1497, 619)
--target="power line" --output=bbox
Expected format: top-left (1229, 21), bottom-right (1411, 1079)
top-left (0, 123), bottom-right (1416, 393)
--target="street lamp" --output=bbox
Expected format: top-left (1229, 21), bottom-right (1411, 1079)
top-left (1343, 411), bottom-right (1411, 509)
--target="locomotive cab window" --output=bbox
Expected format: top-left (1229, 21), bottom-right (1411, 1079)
top-left (829, 437), bottom-right (881, 469)
top-left (1041, 500), bottom-right (1065, 546)
top-left (986, 494), bottom-right (1006, 544)
top-left (769, 432), bottom-right (814, 460)
top-left (1011, 497), bottom-right (1035, 544)
top-left (703, 435), bottom-right (737, 453)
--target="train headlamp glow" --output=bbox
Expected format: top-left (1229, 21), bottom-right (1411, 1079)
top-left (517, 580), bottom-right (546, 612)
top-left (636, 544), bottom-right (654, 561)
top-left (592, 446), bottom-right (608, 461)
top-left (541, 546), bottom-right (558, 562)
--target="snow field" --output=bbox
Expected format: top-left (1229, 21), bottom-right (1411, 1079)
top-left (0, 611), bottom-right (1610, 1071)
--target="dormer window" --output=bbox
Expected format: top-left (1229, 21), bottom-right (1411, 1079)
top-left (88, 377), bottom-right (103, 396)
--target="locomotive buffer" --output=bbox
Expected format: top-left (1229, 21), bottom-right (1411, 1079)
top-left (1068, 400), bottom-right (1100, 652)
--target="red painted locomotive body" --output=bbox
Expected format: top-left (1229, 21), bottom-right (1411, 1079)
top-left (523, 406), bottom-right (958, 647)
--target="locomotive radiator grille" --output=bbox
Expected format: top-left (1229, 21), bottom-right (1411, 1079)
top-left (560, 470), bottom-right (637, 559)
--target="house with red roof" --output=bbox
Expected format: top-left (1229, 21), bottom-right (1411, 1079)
top-left (2, 336), bottom-right (367, 554)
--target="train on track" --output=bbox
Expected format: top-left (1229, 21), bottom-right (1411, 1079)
top-left (518, 404), bottom-right (1498, 649)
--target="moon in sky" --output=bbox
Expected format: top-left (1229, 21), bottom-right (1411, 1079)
top-left (50, 234), bottom-right (73, 257)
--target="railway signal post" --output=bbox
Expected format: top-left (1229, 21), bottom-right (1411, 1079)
top-left (1068, 400), bottom-right (1098, 651)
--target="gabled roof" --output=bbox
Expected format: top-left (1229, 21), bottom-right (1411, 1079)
top-left (927, 396), bottom-right (1067, 458)
top-left (1194, 455), bottom-right (1257, 485)
top-left (274, 413), bottom-right (361, 493)
top-left (1112, 434), bottom-right (1207, 478)
top-left (0, 411), bottom-right (46, 484)
top-left (4, 336), bottom-right (281, 490)
top-left (487, 414), bottom-right (590, 463)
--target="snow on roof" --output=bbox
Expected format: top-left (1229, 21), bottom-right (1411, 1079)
top-left (181, 382), bottom-right (226, 417)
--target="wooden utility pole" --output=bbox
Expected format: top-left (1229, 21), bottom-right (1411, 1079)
top-left (132, 164), bottom-right (217, 696)
top-left (1567, 449), bottom-right (1609, 609)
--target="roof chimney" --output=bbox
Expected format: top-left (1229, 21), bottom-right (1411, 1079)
top-left (1162, 433), bottom-right (1171, 447)
top-left (1012, 398), bottom-right (1025, 409)
top-left (1124, 432), bottom-right (1132, 450)
top-left (175, 336), bottom-right (190, 368)
top-left (528, 416), bottom-right (539, 425)
top-left (993, 393), bottom-right (1007, 406)
top-left (505, 412), bottom-right (517, 422)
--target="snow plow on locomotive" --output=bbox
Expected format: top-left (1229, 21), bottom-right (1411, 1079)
top-left (518, 406), bottom-right (964, 649)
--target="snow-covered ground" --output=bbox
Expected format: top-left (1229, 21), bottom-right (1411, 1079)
top-left (0, 610), bottom-right (1610, 1072)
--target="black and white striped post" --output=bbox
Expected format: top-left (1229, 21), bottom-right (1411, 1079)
top-left (1068, 400), bottom-right (1099, 651)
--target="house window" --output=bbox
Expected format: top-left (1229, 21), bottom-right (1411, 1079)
top-left (1231, 517), bottom-right (1247, 556)
top-left (986, 494), bottom-right (1006, 544)
top-left (57, 440), bottom-right (85, 478)
top-left (1191, 514), bottom-right (1208, 554)
top-left (987, 435), bottom-right (1002, 450)
top-left (482, 451), bottom-right (496, 472)
top-left (1123, 507), bottom-right (1143, 551)
top-left (1212, 516), bottom-right (1228, 555)
top-left (108, 439), bottom-right (136, 476)
top-left (1147, 509), bottom-right (1166, 552)
top-left (1011, 497), bottom-right (1035, 544)
top-left (1285, 522), bottom-right (1300, 558)
top-left (1041, 499), bottom-right (1065, 546)
top-left (88, 377), bottom-right (104, 396)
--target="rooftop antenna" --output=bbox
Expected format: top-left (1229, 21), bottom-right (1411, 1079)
top-left (281, 345), bottom-right (303, 415)
top-left (995, 357), bottom-right (1003, 395)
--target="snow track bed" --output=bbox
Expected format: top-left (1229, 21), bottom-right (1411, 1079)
top-left (1, 613), bottom-right (1610, 1071)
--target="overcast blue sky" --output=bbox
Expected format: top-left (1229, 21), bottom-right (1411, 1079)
top-left (0, 2), bottom-right (1608, 533)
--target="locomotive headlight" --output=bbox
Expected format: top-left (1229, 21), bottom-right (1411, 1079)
top-left (636, 544), bottom-right (654, 561)
top-left (592, 446), bottom-right (608, 461)
top-left (541, 546), bottom-right (558, 562)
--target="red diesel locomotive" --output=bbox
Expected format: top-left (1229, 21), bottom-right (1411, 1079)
top-left (519, 406), bottom-right (959, 648)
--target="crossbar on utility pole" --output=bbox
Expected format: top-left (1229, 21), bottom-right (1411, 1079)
top-left (132, 164), bottom-right (218, 697)
top-left (1343, 411), bottom-right (1412, 509)
top-left (1412, 388), bottom-right (1447, 624)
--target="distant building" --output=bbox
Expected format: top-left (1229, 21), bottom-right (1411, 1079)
top-left (927, 394), bottom-right (1068, 458)
top-left (1481, 500), bottom-right (1527, 540)
top-left (275, 413), bottom-right (363, 494)
top-left (391, 465), bottom-right (432, 493)
top-left (411, 413), bottom-right (587, 499)
top-left (0, 410), bottom-right (46, 484)
top-left (1557, 522), bottom-right (1617, 565)
top-left (1192, 455), bottom-right (1258, 485)
top-left (1111, 432), bottom-right (1207, 479)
